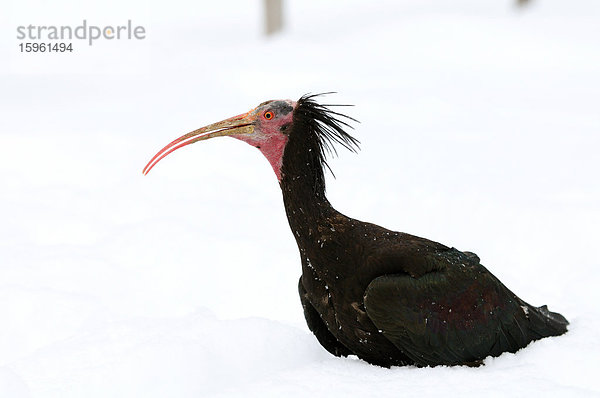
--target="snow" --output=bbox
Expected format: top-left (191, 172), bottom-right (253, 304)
top-left (1, 0), bottom-right (600, 396)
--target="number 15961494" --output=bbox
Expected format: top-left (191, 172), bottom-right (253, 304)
top-left (19, 43), bottom-right (73, 52)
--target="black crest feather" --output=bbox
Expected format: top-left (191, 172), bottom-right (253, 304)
top-left (294, 93), bottom-right (360, 177)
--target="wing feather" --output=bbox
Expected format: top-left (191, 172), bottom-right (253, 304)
top-left (363, 248), bottom-right (533, 366)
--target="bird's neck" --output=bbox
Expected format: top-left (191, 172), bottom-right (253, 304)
top-left (279, 138), bottom-right (337, 244)
top-left (280, 169), bottom-right (333, 223)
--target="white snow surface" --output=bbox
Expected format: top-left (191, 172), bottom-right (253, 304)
top-left (1, 0), bottom-right (600, 396)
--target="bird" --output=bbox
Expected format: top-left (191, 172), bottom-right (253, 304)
top-left (143, 94), bottom-right (568, 367)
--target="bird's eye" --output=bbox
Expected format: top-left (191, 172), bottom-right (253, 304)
top-left (264, 111), bottom-right (274, 120)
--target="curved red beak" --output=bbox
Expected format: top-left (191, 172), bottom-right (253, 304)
top-left (143, 111), bottom-right (256, 175)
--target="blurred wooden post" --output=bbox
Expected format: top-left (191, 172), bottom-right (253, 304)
top-left (264, 0), bottom-right (283, 35)
top-left (517, 0), bottom-right (532, 7)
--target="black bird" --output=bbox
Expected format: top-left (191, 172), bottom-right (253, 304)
top-left (144, 94), bottom-right (568, 367)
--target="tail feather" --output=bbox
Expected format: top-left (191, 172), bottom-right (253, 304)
top-left (528, 304), bottom-right (569, 339)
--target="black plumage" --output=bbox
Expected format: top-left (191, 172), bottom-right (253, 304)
top-left (145, 94), bottom-right (568, 367)
top-left (283, 95), bottom-right (567, 367)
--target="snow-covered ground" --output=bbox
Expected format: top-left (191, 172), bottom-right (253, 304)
top-left (1, 0), bottom-right (599, 396)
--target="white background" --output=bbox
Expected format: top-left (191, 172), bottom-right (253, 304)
top-left (1, 0), bottom-right (599, 396)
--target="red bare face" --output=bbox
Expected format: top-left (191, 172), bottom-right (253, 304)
top-left (232, 100), bottom-right (295, 180)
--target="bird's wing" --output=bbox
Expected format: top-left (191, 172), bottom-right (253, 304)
top-left (363, 247), bottom-right (532, 366)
